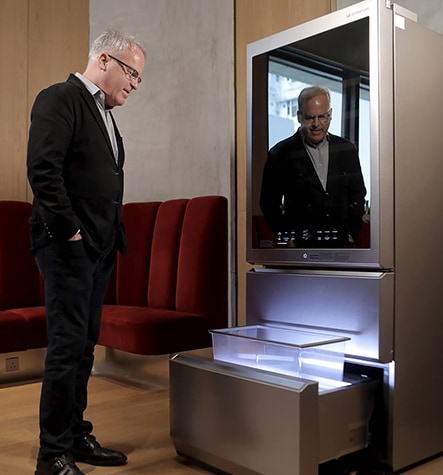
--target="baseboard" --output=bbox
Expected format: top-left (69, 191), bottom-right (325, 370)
top-left (0, 346), bottom-right (172, 390)
top-left (92, 346), bottom-right (170, 389)
top-left (0, 348), bottom-right (46, 387)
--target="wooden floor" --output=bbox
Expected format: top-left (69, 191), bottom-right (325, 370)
top-left (1, 376), bottom-right (442, 475)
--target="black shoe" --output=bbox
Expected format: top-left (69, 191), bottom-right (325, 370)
top-left (35, 454), bottom-right (85, 475)
top-left (72, 434), bottom-right (127, 466)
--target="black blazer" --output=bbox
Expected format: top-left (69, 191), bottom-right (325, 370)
top-left (260, 131), bottom-right (366, 245)
top-left (27, 74), bottom-right (127, 255)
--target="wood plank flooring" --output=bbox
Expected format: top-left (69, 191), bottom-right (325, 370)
top-left (0, 376), bottom-right (442, 475)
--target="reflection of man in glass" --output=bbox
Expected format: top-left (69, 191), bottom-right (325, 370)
top-left (260, 85), bottom-right (366, 248)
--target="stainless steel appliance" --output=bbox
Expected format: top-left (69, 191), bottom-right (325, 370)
top-left (170, 1), bottom-right (443, 473)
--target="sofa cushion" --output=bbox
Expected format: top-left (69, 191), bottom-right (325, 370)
top-left (175, 196), bottom-right (228, 330)
top-left (0, 311), bottom-right (29, 352)
top-left (99, 305), bottom-right (211, 355)
top-left (116, 201), bottom-right (161, 305)
top-left (147, 199), bottom-right (188, 309)
top-left (8, 307), bottom-right (48, 349)
top-left (0, 201), bottom-right (43, 310)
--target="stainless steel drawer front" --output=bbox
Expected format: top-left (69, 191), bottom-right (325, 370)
top-left (170, 351), bottom-right (377, 475)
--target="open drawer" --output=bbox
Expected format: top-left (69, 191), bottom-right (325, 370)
top-left (170, 348), bottom-right (378, 475)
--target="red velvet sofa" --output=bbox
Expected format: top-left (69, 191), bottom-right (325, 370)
top-left (0, 196), bottom-right (228, 358)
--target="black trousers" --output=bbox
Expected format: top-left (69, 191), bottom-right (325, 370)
top-left (35, 240), bottom-right (116, 461)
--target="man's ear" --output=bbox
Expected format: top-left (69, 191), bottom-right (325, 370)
top-left (99, 53), bottom-right (109, 71)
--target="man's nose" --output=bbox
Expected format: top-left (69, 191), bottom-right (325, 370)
top-left (130, 78), bottom-right (139, 90)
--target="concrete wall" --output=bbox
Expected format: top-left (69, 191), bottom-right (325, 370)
top-left (89, 0), bottom-right (235, 205)
top-left (337, 0), bottom-right (443, 34)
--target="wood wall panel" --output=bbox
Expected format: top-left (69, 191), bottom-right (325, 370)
top-left (27, 0), bottom-right (89, 202)
top-left (0, 0), bottom-right (28, 200)
top-left (28, 0), bottom-right (89, 110)
top-left (0, 0), bottom-right (88, 202)
top-left (235, 0), bottom-right (336, 324)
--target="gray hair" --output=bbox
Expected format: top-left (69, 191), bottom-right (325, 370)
top-left (88, 29), bottom-right (146, 61)
top-left (298, 85), bottom-right (331, 112)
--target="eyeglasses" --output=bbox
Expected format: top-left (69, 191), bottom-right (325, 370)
top-left (301, 109), bottom-right (332, 125)
top-left (108, 54), bottom-right (142, 84)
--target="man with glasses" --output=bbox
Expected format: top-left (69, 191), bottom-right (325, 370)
top-left (260, 85), bottom-right (366, 248)
top-left (27, 29), bottom-right (145, 475)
